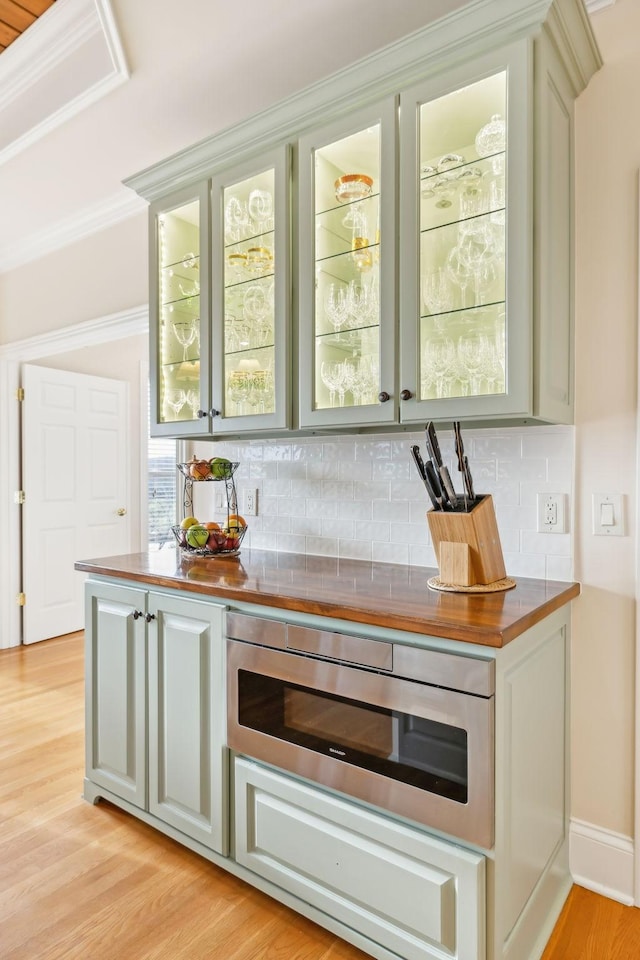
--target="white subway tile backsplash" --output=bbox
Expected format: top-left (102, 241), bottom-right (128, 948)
top-left (374, 499), bottom-right (409, 522)
top-left (195, 424), bottom-right (574, 580)
top-left (353, 480), bottom-right (390, 501)
top-left (339, 500), bottom-right (372, 520)
top-left (357, 519), bottom-right (389, 541)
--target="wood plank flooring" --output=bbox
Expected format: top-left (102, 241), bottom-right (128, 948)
top-left (1, 632), bottom-right (639, 960)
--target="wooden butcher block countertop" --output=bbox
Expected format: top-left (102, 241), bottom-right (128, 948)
top-left (75, 548), bottom-right (580, 649)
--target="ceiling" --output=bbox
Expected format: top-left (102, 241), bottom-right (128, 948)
top-left (0, 0), bottom-right (609, 277)
top-left (0, 0), bottom-right (56, 53)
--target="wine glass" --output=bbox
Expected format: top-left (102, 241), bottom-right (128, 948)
top-left (248, 189), bottom-right (273, 233)
top-left (172, 319), bottom-right (197, 361)
top-left (422, 334), bottom-right (455, 398)
top-left (320, 361), bottom-right (345, 407)
top-left (227, 370), bottom-right (250, 415)
top-left (324, 284), bottom-right (349, 332)
top-left (457, 331), bottom-right (486, 395)
top-left (165, 388), bottom-right (186, 418)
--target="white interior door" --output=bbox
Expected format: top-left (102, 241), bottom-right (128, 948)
top-left (21, 364), bottom-right (130, 645)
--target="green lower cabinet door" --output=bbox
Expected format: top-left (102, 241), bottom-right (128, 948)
top-left (85, 581), bottom-right (148, 809)
top-left (147, 593), bottom-right (228, 855)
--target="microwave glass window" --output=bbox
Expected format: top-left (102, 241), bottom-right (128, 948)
top-left (237, 670), bottom-right (468, 803)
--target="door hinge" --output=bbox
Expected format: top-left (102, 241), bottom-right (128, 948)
top-left (16, 387), bottom-right (24, 401)
top-left (16, 592), bottom-right (26, 606)
top-left (14, 490), bottom-right (25, 504)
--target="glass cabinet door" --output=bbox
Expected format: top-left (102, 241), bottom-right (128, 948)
top-left (211, 146), bottom-right (290, 434)
top-left (400, 49), bottom-right (530, 421)
top-left (298, 100), bottom-right (397, 429)
top-left (150, 183), bottom-right (211, 437)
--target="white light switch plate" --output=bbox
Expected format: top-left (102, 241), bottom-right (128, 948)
top-left (592, 493), bottom-right (625, 536)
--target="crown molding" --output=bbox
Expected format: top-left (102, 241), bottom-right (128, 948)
top-left (0, 0), bottom-right (128, 166)
top-left (124, 0), bottom-right (599, 204)
top-left (0, 190), bottom-right (146, 274)
top-left (0, 304), bottom-right (149, 362)
top-left (584, 0), bottom-right (617, 12)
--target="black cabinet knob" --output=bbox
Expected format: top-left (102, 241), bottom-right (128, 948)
top-left (209, 408), bottom-right (221, 418)
top-left (378, 391), bottom-right (391, 403)
top-left (196, 409), bottom-right (208, 419)
top-left (400, 389), bottom-right (413, 401)
top-left (132, 610), bottom-right (142, 620)
top-left (145, 613), bottom-right (156, 623)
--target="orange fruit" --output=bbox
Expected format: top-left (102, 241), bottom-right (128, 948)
top-left (227, 514), bottom-right (247, 528)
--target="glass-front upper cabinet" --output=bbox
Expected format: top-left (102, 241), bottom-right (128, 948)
top-left (298, 100), bottom-right (397, 429)
top-left (399, 48), bottom-right (530, 422)
top-left (149, 183), bottom-right (211, 437)
top-left (211, 146), bottom-right (290, 435)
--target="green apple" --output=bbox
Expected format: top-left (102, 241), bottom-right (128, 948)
top-left (209, 457), bottom-right (231, 479)
top-left (185, 524), bottom-right (209, 549)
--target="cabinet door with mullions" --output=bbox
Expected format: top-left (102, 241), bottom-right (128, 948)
top-left (399, 43), bottom-right (532, 423)
top-left (149, 182), bottom-right (212, 437)
top-left (210, 145), bottom-right (290, 435)
top-left (298, 99), bottom-right (397, 429)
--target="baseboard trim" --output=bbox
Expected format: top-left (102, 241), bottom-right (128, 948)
top-left (570, 817), bottom-right (635, 906)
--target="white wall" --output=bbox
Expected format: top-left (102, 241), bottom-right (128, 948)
top-left (571, 0), bottom-right (638, 841)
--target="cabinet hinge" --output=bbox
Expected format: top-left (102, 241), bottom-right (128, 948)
top-left (14, 490), bottom-right (25, 504)
top-left (16, 592), bottom-right (26, 606)
top-left (16, 387), bottom-right (24, 402)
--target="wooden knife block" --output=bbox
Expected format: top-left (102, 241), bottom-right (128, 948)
top-left (427, 495), bottom-right (506, 587)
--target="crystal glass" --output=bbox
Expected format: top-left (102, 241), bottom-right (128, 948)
top-left (418, 71), bottom-right (507, 400)
top-left (313, 123), bottom-right (381, 411)
top-left (223, 167), bottom-right (276, 419)
top-left (157, 196), bottom-right (201, 425)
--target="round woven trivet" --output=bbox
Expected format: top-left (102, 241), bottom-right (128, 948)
top-left (427, 576), bottom-right (516, 594)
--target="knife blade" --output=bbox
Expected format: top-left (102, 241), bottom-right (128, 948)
top-left (424, 460), bottom-right (445, 510)
top-left (410, 445), bottom-right (440, 509)
top-left (426, 421), bottom-right (443, 469)
top-left (427, 421), bottom-right (459, 508)
top-left (453, 420), bottom-right (475, 506)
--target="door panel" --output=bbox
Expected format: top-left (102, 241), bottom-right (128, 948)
top-left (147, 593), bottom-right (228, 854)
top-left (85, 581), bottom-right (147, 808)
top-left (22, 364), bottom-right (130, 644)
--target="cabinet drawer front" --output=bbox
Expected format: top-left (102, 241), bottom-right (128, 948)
top-left (234, 758), bottom-right (485, 960)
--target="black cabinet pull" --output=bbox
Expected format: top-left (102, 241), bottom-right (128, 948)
top-left (145, 613), bottom-right (156, 623)
top-left (378, 391), bottom-right (391, 403)
top-left (132, 610), bottom-right (142, 620)
top-left (400, 389), bottom-right (413, 401)
top-left (197, 409), bottom-right (208, 419)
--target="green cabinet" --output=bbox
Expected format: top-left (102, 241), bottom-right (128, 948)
top-left (84, 580), bottom-right (228, 855)
top-left (148, 148), bottom-right (290, 438)
top-left (128, 0), bottom-right (600, 436)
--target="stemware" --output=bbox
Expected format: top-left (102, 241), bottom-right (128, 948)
top-left (248, 189), bottom-right (273, 233)
top-left (320, 360), bottom-right (348, 407)
top-left (422, 267), bottom-right (455, 316)
top-left (422, 334), bottom-right (455, 398)
top-left (165, 388), bottom-right (186, 418)
top-left (227, 370), bottom-right (251, 415)
top-left (172, 319), bottom-right (198, 361)
top-left (324, 284), bottom-right (349, 332)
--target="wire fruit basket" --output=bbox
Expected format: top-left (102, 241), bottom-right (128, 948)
top-left (173, 458), bottom-right (247, 558)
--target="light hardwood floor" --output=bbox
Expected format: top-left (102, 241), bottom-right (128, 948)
top-left (1, 632), bottom-right (639, 960)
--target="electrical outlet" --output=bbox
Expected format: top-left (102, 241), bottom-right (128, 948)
top-left (537, 493), bottom-right (567, 534)
top-left (242, 488), bottom-right (258, 516)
